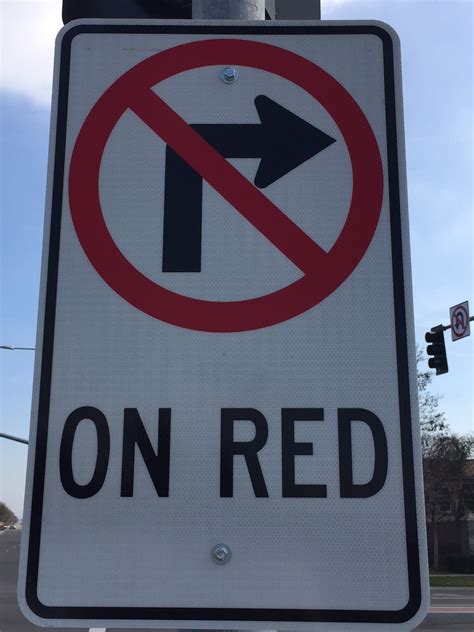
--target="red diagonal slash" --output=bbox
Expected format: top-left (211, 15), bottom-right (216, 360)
top-left (129, 89), bottom-right (327, 274)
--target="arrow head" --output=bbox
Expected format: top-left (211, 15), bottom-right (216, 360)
top-left (254, 95), bottom-right (336, 188)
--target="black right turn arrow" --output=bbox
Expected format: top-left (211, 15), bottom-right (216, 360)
top-left (162, 95), bottom-right (336, 272)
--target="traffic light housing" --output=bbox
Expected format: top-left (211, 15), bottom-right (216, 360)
top-left (425, 327), bottom-right (448, 375)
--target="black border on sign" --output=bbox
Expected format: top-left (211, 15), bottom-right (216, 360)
top-left (25, 23), bottom-right (422, 625)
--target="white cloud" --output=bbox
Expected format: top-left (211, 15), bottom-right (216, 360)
top-left (322, 0), bottom-right (354, 17)
top-left (0, 0), bottom-right (63, 107)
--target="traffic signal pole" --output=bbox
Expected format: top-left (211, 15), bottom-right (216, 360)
top-left (430, 317), bottom-right (474, 334)
top-left (0, 432), bottom-right (28, 445)
top-left (1, 346), bottom-right (33, 443)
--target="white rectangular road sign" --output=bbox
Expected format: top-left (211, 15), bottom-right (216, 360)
top-left (19, 20), bottom-right (428, 630)
top-left (450, 301), bottom-right (470, 341)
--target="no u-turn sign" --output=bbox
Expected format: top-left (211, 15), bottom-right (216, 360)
top-left (19, 20), bottom-right (428, 630)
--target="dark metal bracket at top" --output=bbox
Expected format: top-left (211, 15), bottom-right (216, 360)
top-left (62, 1), bottom-right (277, 24)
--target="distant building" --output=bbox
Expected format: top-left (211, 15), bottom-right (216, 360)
top-left (426, 458), bottom-right (474, 570)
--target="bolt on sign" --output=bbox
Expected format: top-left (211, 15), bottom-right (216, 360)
top-left (19, 20), bottom-right (429, 630)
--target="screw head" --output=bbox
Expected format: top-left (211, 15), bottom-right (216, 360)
top-left (220, 67), bottom-right (238, 84)
top-left (211, 543), bottom-right (232, 565)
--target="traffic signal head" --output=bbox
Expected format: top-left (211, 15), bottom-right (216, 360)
top-left (425, 327), bottom-right (448, 375)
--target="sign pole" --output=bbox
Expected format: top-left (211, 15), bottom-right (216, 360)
top-left (192, 0), bottom-right (266, 19)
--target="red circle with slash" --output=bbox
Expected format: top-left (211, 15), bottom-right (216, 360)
top-left (451, 305), bottom-right (469, 337)
top-left (69, 38), bottom-right (383, 332)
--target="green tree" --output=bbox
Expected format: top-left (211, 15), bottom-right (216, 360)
top-left (0, 501), bottom-right (18, 525)
top-left (422, 433), bottom-right (474, 569)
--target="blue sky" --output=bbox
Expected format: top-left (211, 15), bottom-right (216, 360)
top-left (1, 0), bottom-right (472, 518)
